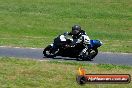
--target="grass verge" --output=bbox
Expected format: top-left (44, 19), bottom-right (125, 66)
top-left (0, 0), bottom-right (131, 53)
top-left (0, 57), bottom-right (131, 88)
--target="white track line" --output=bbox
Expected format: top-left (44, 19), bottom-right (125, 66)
top-left (0, 46), bottom-right (43, 49)
top-left (0, 46), bottom-right (131, 54)
top-left (100, 51), bottom-right (132, 55)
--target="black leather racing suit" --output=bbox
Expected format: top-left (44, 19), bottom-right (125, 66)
top-left (53, 30), bottom-right (90, 49)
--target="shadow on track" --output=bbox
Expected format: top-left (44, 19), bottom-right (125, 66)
top-left (43, 56), bottom-right (93, 61)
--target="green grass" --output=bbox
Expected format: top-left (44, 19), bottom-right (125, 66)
top-left (0, 57), bottom-right (132, 88)
top-left (0, 0), bottom-right (132, 52)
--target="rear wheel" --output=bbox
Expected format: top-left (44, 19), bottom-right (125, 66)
top-left (43, 45), bottom-right (59, 58)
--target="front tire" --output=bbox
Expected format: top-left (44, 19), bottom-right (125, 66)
top-left (76, 49), bottom-right (98, 61)
top-left (89, 49), bottom-right (98, 59)
top-left (43, 45), bottom-right (58, 58)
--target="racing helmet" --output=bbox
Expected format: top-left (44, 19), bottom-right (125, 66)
top-left (72, 25), bottom-right (81, 35)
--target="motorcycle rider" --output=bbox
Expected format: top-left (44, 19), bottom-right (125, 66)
top-left (65, 25), bottom-right (90, 46)
top-left (53, 25), bottom-right (90, 56)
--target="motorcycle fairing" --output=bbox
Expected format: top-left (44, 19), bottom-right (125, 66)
top-left (90, 40), bottom-right (102, 48)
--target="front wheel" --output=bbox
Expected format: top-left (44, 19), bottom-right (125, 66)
top-left (89, 48), bottom-right (98, 59)
top-left (43, 45), bottom-right (58, 58)
top-left (77, 48), bottom-right (98, 61)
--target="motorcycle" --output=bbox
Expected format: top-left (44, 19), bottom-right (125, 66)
top-left (43, 36), bottom-right (102, 61)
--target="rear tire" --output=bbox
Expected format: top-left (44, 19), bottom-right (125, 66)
top-left (43, 45), bottom-right (58, 58)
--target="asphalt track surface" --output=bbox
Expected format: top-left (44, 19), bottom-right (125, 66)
top-left (0, 47), bottom-right (132, 66)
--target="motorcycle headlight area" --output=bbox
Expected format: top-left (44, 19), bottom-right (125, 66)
top-left (90, 40), bottom-right (102, 47)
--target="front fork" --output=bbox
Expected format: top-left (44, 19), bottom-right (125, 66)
top-left (79, 45), bottom-right (96, 59)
